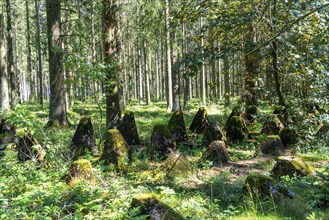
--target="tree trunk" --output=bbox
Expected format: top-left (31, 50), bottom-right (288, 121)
top-left (165, 0), bottom-right (173, 112)
top-left (35, 0), bottom-right (43, 108)
top-left (103, 0), bottom-right (123, 129)
top-left (146, 48), bottom-right (152, 105)
top-left (0, 0), bottom-right (10, 111)
top-left (271, 0), bottom-right (285, 107)
top-left (156, 49), bottom-right (160, 100)
top-left (25, 0), bottom-right (32, 101)
top-left (64, 0), bottom-right (74, 109)
top-left (223, 44), bottom-right (230, 107)
top-left (200, 17), bottom-right (206, 105)
top-left (143, 42), bottom-right (151, 105)
top-left (245, 26), bottom-right (259, 107)
top-left (138, 38), bottom-right (143, 104)
top-left (6, 0), bottom-right (16, 109)
top-left (13, 17), bottom-right (21, 103)
top-left (46, 0), bottom-right (69, 127)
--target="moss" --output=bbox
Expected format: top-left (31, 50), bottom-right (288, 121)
top-left (67, 159), bottom-right (95, 186)
top-left (150, 124), bottom-right (175, 159)
top-left (130, 193), bottom-right (185, 220)
top-left (261, 115), bottom-right (284, 135)
top-left (224, 107), bottom-right (242, 130)
top-left (272, 156), bottom-right (315, 178)
top-left (202, 141), bottom-right (230, 165)
top-left (261, 135), bottom-right (284, 157)
top-left (167, 111), bottom-right (187, 142)
top-left (163, 151), bottom-right (192, 178)
top-left (243, 173), bottom-right (276, 196)
top-left (153, 124), bottom-right (172, 138)
top-left (100, 129), bottom-right (131, 170)
top-left (202, 121), bottom-right (226, 147)
top-left (226, 116), bottom-right (248, 142)
top-left (46, 119), bottom-right (60, 128)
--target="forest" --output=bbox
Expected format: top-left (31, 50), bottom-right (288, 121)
top-left (0, 0), bottom-right (329, 219)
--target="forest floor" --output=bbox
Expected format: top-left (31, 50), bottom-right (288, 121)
top-left (0, 99), bottom-right (328, 219)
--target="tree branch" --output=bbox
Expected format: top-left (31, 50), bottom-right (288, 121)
top-left (246, 2), bottom-right (329, 55)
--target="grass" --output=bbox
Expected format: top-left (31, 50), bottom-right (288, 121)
top-left (0, 98), bottom-right (328, 219)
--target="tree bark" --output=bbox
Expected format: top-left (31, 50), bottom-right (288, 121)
top-left (6, 0), bottom-right (16, 109)
top-left (223, 44), bottom-right (230, 107)
top-left (146, 47), bottom-right (152, 105)
top-left (245, 25), bottom-right (259, 107)
top-left (35, 0), bottom-right (43, 108)
top-left (0, 0), bottom-right (10, 111)
top-left (271, 0), bottom-right (285, 107)
top-left (164, 0), bottom-right (173, 112)
top-left (200, 17), bottom-right (206, 105)
top-left (25, 0), bottom-right (33, 101)
top-left (46, 0), bottom-right (69, 126)
top-left (103, 0), bottom-right (123, 129)
top-left (64, 0), bottom-right (74, 109)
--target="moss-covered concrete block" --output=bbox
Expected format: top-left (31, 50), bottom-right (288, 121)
top-left (261, 115), bottom-right (284, 135)
top-left (100, 129), bottom-right (131, 170)
top-left (202, 121), bottom-right (226, 147)
top-left (226, 116), bottom-right (248, 142)
top-left (130, 193), bottom-right (185, 220)
top-left (71, 117), bottom-right (99, 158)
top-left (167, 111), bottom-right (187, 142)
top-left (272, 156), bottom-right (316, 178)
top-left (261, 135), bottom-right (284, 157)
top-left (150, 124), bottom-right (176, 160)
top-left (118, 112), bottom-right (140, 145)
top-left (163, 150), bottom-right (192, 178)
top-left (189, 107), bottom-right (208, 134)
top-left (66, 159), bottom-right (95, 186)
top-left (243, 173), bottom-right (293, 199)
top-left (202, 141), bottom-right (230, 165)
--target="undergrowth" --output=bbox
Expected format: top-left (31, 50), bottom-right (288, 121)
top-left (0, 99), bottom-right (328, 219)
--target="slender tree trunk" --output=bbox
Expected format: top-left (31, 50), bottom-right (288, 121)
top-left (200, 17), bottom-right (206, 105)
top-left (143, 42), bottom-right (151, 105)
top-left (165, 0), bottom-right (173, 111)
top-left (133, 46), bottom-right (137, 100)
top-left (0, 0), bottom-right (9, 111)
top-left (35, 0), bottom-right (43, 108)
top-left (6, 0), bottom-right (15, 109)
top-left (25, 0), bottom-right (33, 101)
top-left (210, 41), bottom-right (217, 100)
top-left (172, 32), bottom-right (180, 111)
top-left (64, 0), bottom-right (74, 109)
top-left (223, 44), bottom-right (230, 107)
top-left (218, 59), bottom-right (222, 99)
top-left (138, 39), bottom-right (143, 104)
top-left (245, 26), bottom-right (259, 107)
top-left (14, 17), bottom-right (21, 103)
top-left (46, 0), bottom-right (69, 126)
top-left (156, 49), bottom-right (160, 100)
top-left (103, 0), bottom-right (123, 128)
top-left (271, 0), bottom-right (285, 106)
top-left (147, 49), bottom-right (152, 104)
